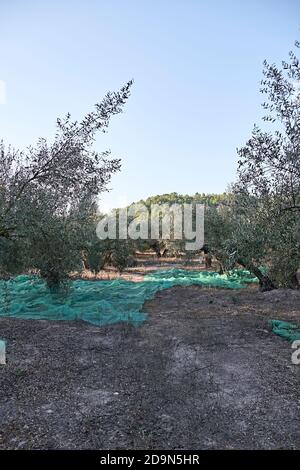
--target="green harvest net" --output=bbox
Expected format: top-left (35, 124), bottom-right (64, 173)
top-left (0, 268), bottom-right (257, 327)
top-left (269, 320), bottom-right (300, 342)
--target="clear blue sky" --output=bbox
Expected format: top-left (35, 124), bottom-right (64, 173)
top-left (1, 0), bottom-right (299, 211)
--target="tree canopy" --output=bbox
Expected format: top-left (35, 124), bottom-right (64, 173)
top-left (0, 81), bottom-right (133, 286)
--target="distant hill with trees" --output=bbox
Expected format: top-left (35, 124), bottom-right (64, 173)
top-left (134, 192), bottom-right (227, 208)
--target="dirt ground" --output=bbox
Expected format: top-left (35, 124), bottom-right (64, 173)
top-left (70, 252), bottom-right (206, 282)
top-left (0, 285), bottom-right (299, 450)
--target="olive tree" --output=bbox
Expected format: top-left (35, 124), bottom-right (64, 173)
top-left (233, 42), bottom-right (300, 288)
top-left (205, 43), bottom-right (300, 290)
top-left (0, 81), bottom-right (133, 286)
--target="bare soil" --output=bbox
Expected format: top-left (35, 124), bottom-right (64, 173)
top-left (0, 282), bottom-right (299, 450)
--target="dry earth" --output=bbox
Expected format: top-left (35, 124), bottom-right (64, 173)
top-left (0, 285), bottom-right (299, 449)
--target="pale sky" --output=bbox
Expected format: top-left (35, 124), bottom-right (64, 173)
top-left (1, 0), bottom-right (299, 211)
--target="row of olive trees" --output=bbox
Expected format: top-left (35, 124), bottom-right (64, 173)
top-left (1, 42), bottom-right (299, 292)
top-left (79, 40), bottom-right (300, 291)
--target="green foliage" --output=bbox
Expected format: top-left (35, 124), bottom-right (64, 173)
top-left (137, 192), bottom-right (227, 208)
top-left (232, 41), bottom-right (300, 289)
top-left (84, 224), bottom-right (136, 273)
top-left (204, 42), bottom-right (300, 290)
top-left (0, 82), bottom-right (133, 287)
top-left (123, 192), bottom-right (227, 257)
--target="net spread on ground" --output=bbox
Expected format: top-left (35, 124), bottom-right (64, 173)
top-left (0, 269), bottom-right (257, 326)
